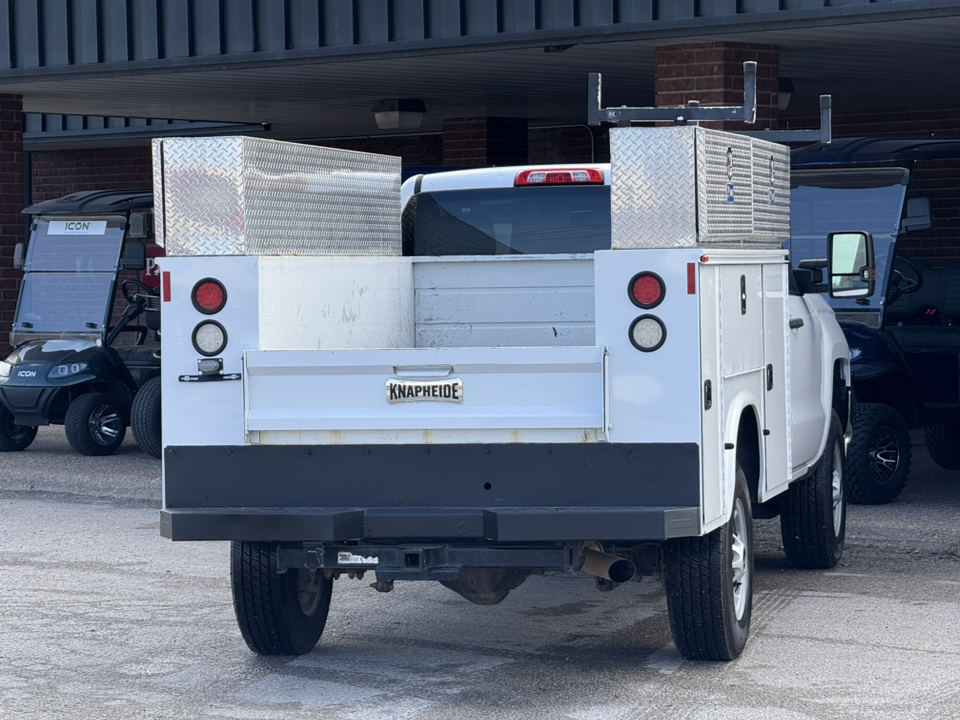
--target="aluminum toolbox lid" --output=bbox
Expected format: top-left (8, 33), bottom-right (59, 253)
top-left (153, 136), bottom-right (401, 256)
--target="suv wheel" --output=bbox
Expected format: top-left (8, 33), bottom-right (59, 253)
top-left (847, 403), bottom-right (911, 504)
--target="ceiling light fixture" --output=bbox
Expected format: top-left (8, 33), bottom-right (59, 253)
top-left (371, 99), bottom-right (426, 130)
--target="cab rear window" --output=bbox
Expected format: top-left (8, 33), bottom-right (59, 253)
top-left (402, 186), bottom-right (611, 256)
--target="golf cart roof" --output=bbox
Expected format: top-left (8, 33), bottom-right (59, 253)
top-left (792, 137), bottom-right (960, 168)
top-left (22, 189), bottom-right (153, 216)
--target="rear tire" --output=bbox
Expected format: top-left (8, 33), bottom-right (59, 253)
top-left (64, 392), bottom-right (127, 456)
top-left (231, 541), bottom-right (333, 656)
top-left (846, 403), bottom-right (911, 505)
top-left (923, 423), bottom-right (960, 471)
top-left (781, 411), bottom-right (845, 569)
top-left (665, 466), bottom-right (753, 661)
top-left (0, 404), bottom-right (37, 451)
top-left (131, 377), bottom-right (162, 459)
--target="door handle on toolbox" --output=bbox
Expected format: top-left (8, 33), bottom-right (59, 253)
top-left (393, 365), bottom-right (455, 378)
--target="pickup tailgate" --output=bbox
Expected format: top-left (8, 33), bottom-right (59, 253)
top-left (243, 346), bottom-right (605, 434)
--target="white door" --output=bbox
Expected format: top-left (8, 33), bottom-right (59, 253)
top-left (787, 294), bottom-right (824, 470)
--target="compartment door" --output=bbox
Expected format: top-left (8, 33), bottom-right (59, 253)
top-left (761, 263), bottom-right (791, 499)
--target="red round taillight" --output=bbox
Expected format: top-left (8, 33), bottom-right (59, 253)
top-left (192, 278), bottom-right (227, 315)
top-left (628, 272), bottom-right (665, 309)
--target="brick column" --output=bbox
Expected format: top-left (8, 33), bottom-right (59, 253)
top-left (0, 94), bottom-right (23, 356)
top-left (655, 42), bottom-right (780, 131)
top-left (442, 117), bottom-right (528, 167)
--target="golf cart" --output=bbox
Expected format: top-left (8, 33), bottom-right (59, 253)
top-left (0, 189), bottom-right (161, 456)
top-left (790, 138), bottom-right (960, 503)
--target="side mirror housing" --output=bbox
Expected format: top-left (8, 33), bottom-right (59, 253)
top-left (120, 242), bottom-right (147, 271)
top-left (828, 231), bottom-right (875, 299)
top-left (900, 197), bottom-right (932, 233)
top-left (12, 242), bottom-right (24, 271)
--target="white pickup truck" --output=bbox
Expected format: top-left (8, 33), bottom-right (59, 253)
top-left (156, 127), bottom-right (860, 661)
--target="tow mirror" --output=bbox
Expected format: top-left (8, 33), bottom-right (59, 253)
top-left (120, 242), bottom-right (147, 271)
top-left (828, 231), bottom-right (875, 299)
top-left (900, 197), bottom-right (932, 233)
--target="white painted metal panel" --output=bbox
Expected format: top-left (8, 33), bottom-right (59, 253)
top-left (698, 264), bottom-right (724, 528)
top-left (789, 293), bottom-right (826, 471)
top-left (414, 255), bottom-right (594, 348)
top-left (160, 256), bottom-right (259, 452)
top-left (244, 346), bottom-right (604, 434)
top-left (719, 264), bottom-right (764, 377)
top-left (258, 256), bottom-right (414, 351)
top-left (593, 248), bottom-right (703, 445)
top-left (761, 262), bottom-right (792, 500)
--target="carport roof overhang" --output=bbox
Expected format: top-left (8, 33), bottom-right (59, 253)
top-left (1, 5), bottom-right (959, 147)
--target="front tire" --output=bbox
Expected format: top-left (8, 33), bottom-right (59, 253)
top-left (64, 392), bottom-right (127, 456)
top-left (131, 377), bottom-right (162, 459)
top-left (781, 411), bottom-right (845, 569)
top-left (231, 541), bottom-right (333, 656)
top-left (923, 423), bottom-right (960, 471)
top-left (846, 403), bottom-right (911, 505)
top-left (0, 404), bottom-right (37, 451)
top-left (665, 466), bottom-right (753, 661)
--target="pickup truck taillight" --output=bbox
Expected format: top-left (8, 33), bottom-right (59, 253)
top-left (628, 272), bottom-right (665, 309)
top-left (628, 272), bottom-right (667, 352)
top-left (514, 168), bottom-right (604, 186)
top-left (192, 278), bottom-right (228, 314)
top-left (191, 277), bottom-right (228, 356)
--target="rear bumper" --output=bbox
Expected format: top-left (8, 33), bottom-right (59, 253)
top-left (161, 505), bottom-right (700, 542)
top-left (162, 441), bottom-right (702, 542)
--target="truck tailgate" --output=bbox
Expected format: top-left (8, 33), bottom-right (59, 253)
top-left (243, 346), bottom-right (605, 433)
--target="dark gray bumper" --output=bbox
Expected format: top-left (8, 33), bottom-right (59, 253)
top-left (162, 442), bottom-right (701, 542)
top-left (161, 505), bottom-right (700, 542)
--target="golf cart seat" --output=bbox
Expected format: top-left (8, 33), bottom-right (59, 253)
top-left (113, 345), bottom-right (160, 367)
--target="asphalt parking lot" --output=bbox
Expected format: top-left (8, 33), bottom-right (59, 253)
top-left (0, 427), bottom-right (958, 719)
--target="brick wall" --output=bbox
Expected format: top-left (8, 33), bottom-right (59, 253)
top-left (442, 117), bottom-right (527, 167)
top-left (30, 146), bottom-right (153, 202)
top-left (529, 126), bottom-right (610, 164)
top-left (0, 95), bottom-right (23, 353)
top-left (320, 134), bottom-right (442, 166)
top-left (656, 42), bottom-right (780, 130)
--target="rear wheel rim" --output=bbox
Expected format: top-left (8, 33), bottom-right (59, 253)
top-left (296, 569), bottom-right (322, 616)
top-left (88, 404), bottom-right (121, 445)
top-left (731, 497), bottom-right (749, 621)
top-left (867, 426), bottom-right (899, 484)
top-left (832, 442), bottom-right (844, 536)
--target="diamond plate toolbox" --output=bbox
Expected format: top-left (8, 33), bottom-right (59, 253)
top-left (610, 127), bottom-right (790, 249)
top-left (152, 136), bottom-right (401, 256)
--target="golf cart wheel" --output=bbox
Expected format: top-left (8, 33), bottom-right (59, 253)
top-left (0, 404), bottom-right (37, 452)
top-left (846, 403), bottom-right (911, 505)
top-left (665, 465), bottom-right (753, 661)
top-left (923, 423), bottom-right (960, 471)
top-left (780, 411), bottom-right (846, 569)
top-left (65, 392), bottom-right (127, 456)
top-left (231, 541), bottom-right (333, 656)
top-left (131, 377), bottom-right (162, 459)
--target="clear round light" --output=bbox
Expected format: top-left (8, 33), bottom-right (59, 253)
top-left (193, 322), bottom-right (226, 356)
top-left (630, 316), bottom-right (665, 351)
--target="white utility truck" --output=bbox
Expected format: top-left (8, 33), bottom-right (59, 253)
top-left (155, 120), bottom-right (861, 661)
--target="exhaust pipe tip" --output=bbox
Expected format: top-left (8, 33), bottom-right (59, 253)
top-left (581, 548), bottom-right (636, 583)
